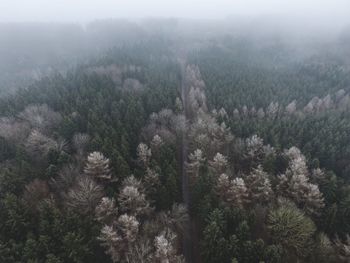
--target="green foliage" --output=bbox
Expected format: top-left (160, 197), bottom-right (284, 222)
top-left (0, 29), bottom-right (350, 263)
top-left (267, 201), bottom-right (316, 261)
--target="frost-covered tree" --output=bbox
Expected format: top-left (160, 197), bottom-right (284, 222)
top-left (186, 149), bottom-right (205, 181)
top-left (209, 152), bottom-right (228, 175)
top-left (216, 174), bottom-right (231, 199)
top-left (118, 176), bottom-right (151, 216)
top-left (0, 117), bottom-right (30, 143)
top-left (266, 102), bottom-right (279, 117)
top-left (257, 108), bottom-right (265, 118)
top-left (228, 177), bottom-right (249, 208)
top-left (245, 165), bottom-right (273, 204)
top-left (189, 112), bottom-right (233, 157)
top-left (216, 175), bottom-right (248, 208)
top-left (244, 134), bottom-right (274, 166)
top-left (19, 104), bottom-right (62, 132)
top-left (321, 94), bottom-right (333, 110)
top-left (25, 130), bottom-right (60, 158)
top-left (150, 135), bottom-right (163, 152)
top-left (72, 133), bottom-right (90, 155)
top-left (125, 238), bottom-right (154, 263)
top-left (175, 97), bottom-right (183, 113)
top-left (65, 176), bottom-right (104, 214)
top-left (144, 168), bottom-right (160, 194)
top-left (218, 107), bottom-right (228, 119)
top-left (304, 97), bottom-right (321, 113)
top-left (99, 225), bottom-right (123, 263)
top-left (338, 94), bottom-right (350, 110)
top-left (96, 197), bottom-right (118, 224)
top-left (333, 235), bottom-right (350, 262)
top-left (84, 151), bottom-right (111, 181)
top-left (277, 147), bottom-right (324, 215)
top-left (142, 108), bottom-right (187, 145)
top-left (335, 89), bottom-right (346, 102)
top-left (157, 204), bottom-right (189, 235)
top-left (285, 100), bottom-right (297, 115)
top-left (242, 105), bottom-right (248, 116)
top-left (117, 214), bottom-right (139, 243)
top-left (50, 164), bottom-right (80, 195)
top-left (137, 143), bottom-right (152, 167)
top-left (123, 78), bottom-right (143, 92)
top-left (154, 229), bottom-right (184, 263)
top-left (185, 64), bottom-right (207, 117)
top-left (245, 135), bottom-right (264, 159)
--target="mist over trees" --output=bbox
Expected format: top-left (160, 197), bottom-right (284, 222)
top-left (0, 16), bottom-right (350, 263)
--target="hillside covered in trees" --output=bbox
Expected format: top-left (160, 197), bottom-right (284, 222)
top-left (0, 18), bottom-right (350, 263)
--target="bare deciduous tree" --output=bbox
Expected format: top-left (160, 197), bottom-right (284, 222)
top-left (65, 175), bottom-right (104, 214)
top-left (333, 235), bottom-right (350, 262)
top-left (96, 197), bottom-right (118, 225)
top-left (125, 238), bottom-right (154, 263)
top-left (25, 129), bottom-right (58, 158)
top-left (23, 179), bottom-right (50, 210)
top-left (0, 117), bottom-right (30, 143)
top-left (50, 164), bottom-right (80, 195)
top-left (19, 104), bottom-right (62, 132)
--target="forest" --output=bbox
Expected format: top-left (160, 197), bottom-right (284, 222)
top-left (0, 17), bottom-right (350, 263)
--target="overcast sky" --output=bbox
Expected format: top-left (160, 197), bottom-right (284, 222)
top-left (0, 0), bottom-right (349, 24)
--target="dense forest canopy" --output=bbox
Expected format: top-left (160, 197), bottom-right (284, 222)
top-left (1, 18), bottom-right (350, 263)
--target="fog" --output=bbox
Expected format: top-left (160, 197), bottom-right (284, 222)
top-left (0, 0), bottom-right (349, 25)
top-left (1, 0), bottom-right (350, 96)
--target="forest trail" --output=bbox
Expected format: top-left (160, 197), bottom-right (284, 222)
top-left (180, 59), bottom-right (189, 208)
top-left (179, 58), bottom-right (193, 263)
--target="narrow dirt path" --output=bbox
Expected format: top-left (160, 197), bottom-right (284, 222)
top-left (179, 58), bottom-right (193, 263)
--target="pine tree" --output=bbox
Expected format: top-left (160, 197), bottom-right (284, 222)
top-left (117, 214), bottom-right (139, 243)
top-left (137, 143), bottom-right (152, 167)
top-left (277, 147), bottom-right (324, 215)
top-left (245, 165), bottom-right (273, 205)
top-left (227, 178), bottom-right (249, 208)
top-left (98, 225), bottom-right (122, 263)
top-left (186, 149), bottom-right (205, 181)
top-left (84, 151), bottom-right (111, 181)
top-left (95, 197), bottom-right (118, 224)
top-left (154, 228), bottom-right (184, 263)
top-left (209, 152), bottom-right (228, 175)
top-left (267, 199), bottom-right (316, 260)
top-left (118, 176), bottom-right (151, 216)
top-left (216, 175), bottom-right (249, 208)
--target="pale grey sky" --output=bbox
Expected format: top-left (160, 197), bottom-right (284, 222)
top-left (0, 0), bottom-right (349, 23)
